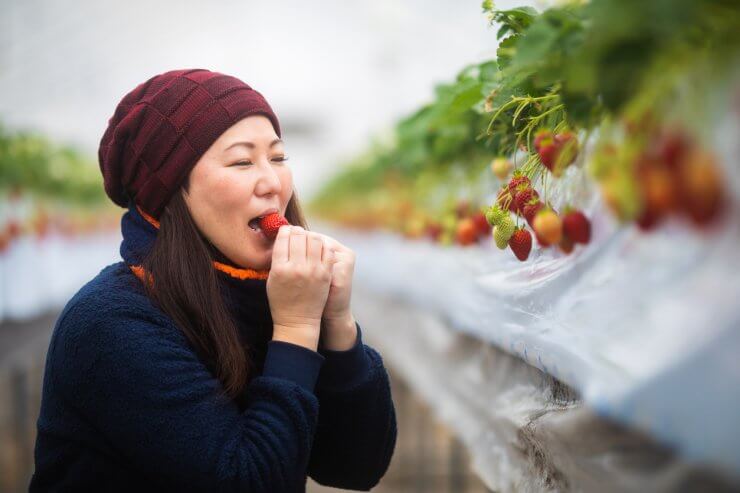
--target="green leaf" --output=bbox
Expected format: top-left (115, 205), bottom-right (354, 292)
top-left (496, 35), bottom-right (519, 69)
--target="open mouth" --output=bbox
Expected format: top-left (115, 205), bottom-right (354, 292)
top-left (248, 217), bottom-right (263, 232)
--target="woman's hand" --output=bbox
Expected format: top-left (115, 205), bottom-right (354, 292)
top-left (267, 226), bottom-right (334, 352)
top-left (315, 233), bottom-right (358, 351)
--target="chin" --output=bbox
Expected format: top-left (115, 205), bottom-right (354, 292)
top-left (232, 253), bottom-right (271, 271)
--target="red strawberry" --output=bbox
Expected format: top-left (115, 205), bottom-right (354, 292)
top-left (636, 209), bottom-right (661, 231)
top-left (514, 187), bottom-right (539, 214)
top-left (259, 213), bottom-right (290, 239)
top-left (554, 131), bottom-right (577, 151)
top-left (559, 234), bottom-right (575, 254)
top-left (456, 218), bottom-right (478, 246)
top-left (523, 200), bottom-right (544, 227)
top-left (677, 148), bottom-right (726, 226)
top-left (0, 231), bottom-right (9, 253)
top-left (509, 228), bottom-right (532, 261)
top-left (562, 210), bottom-right (591, 244)
top-left (533, 130), bottom-right (553, 152)
top-left (425, 222), bottom-right (443, 241)
top-left (655, 130), bottom-right (689, 170)
top-left (507, 175), bottom-right (531, 194)
top-left (471, 211), bottom-right (491, 236)
top-left (538, 131), bottom-right (579, 176)
top-left (637, 158), bottom-right (678, 217)
top-left (6, 220), bottom-right (20, 240)
top-left (538, 143), bottom-right (558, 171)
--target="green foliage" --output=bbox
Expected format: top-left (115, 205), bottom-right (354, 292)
top-left (310, 0), bottom-right (740, 221)
top-left (0, 122), bottom-right (107, 205)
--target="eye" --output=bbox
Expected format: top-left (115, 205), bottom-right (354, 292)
top-left (231, 161), bottom-right (253, 167)
top-left (272, 156), bottom-right (289, 163)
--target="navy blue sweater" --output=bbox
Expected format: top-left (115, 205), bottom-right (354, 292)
top-left (30, 201), bottom-right (397, 492)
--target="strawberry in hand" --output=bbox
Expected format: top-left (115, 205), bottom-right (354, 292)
top-left (259, 213), bottom-right (291, 239)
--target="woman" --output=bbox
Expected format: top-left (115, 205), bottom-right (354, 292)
top-left (30, 68), bottom-right (397, 492)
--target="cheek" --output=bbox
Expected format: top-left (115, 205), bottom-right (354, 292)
top-left (279, 167), bottom-right (293, 199)
top-left (210, 173), bottom-right (253, 205)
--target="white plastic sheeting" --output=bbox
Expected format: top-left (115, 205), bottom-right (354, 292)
top-left (0, 231), bottom-right (121, 322)
top-left (352, 284), bottom-right (739, 492)
top-left (321, 112), bottom-right (740, 484)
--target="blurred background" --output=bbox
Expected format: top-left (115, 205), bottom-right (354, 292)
top-left (2, 0), bottom-right (740, 492)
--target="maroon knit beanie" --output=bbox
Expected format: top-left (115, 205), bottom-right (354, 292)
top-left (98, 68), bottom-right (282, 219)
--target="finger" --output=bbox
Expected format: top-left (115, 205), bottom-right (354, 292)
top-left (314, 232), bottom-right (344, 252)
top-left (322, 244), bottom-right (335, 265)
top-left (306, 232), bottom-right (324, 265)
top-left (289, 226), bottom-right (307, 264)
top-left (272, 225), bottom-right (291, 263)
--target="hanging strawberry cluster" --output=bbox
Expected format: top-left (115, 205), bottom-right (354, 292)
top-left (591, 123), bottom-right (727, 231)
top-left (483, 141), bottom-right (592, 262)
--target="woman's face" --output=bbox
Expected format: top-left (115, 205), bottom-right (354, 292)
top-left (183, 115), bottom-right (293, 270)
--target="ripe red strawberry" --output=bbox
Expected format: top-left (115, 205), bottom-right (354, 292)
top-left (259, 213), bottom-right (290, 239)
top-left (507, 175), bottom-right (531, 194)
top-left (636, 209), bottom-right (661, 231)
top-left (538, 131), bottom-right (579, 176)
top-left (655, 130), bottom-right (689, 170)
top-left (425, 222), bottom-right (443, 241)
top-left (677, 148), bottom-right (726, 226)
top-left (538, 142), bottom-right (558, 171)
top-left (509, 228), bottom-right (532, 261)
top-left (471, 211), bottom-right (491, 236)
top-left (554, 131), bottom-right (577, 150)
top-left (0, 231), bottom-right (9, 253)
top-left (6, 220), bottom-right (20, 240)
top-left (533, 130), bottom-right (553, 152)
top-left (523, 200), bottom-right (544, 227)
top-left (456, 218), bottom-right (478, 246)
top-left (561, 210), bottom-right (591, 244)
top-left (559, 234), bottom-right (575, 254)
top-left (514, 187), bottom-right (539, 214)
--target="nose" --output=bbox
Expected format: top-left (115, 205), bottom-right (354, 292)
top-left (253, 159), bottom-right (283, 197)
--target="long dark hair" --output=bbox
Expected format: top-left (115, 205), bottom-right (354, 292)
top-left (139, 182), bottom-right (308, 400)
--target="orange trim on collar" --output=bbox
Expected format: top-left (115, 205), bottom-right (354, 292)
top-left (129, 265), bottom-right (153, 287)
top-left (132, 204), bottom-right (270, 281)
top-left (130, 262), bottom-right (268, 286)
top-left (213, 261), bottom-right (269, 280)
top-left (137, 205), bottom-right (160, 229)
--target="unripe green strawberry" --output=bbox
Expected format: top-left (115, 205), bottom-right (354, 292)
top-left (493, 226), bottom-right (509, 249)
top-left (441, 213), bottom-right (457, 232)
top-left (497, 215), bottom-right (515, 239)
top-left (485, 206), bottom-right (508, 226)
top-left (439, 230), bottom-right (454, 246)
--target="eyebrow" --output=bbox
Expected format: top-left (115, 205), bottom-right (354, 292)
top-left (224, 138), bottom-right (283, 152)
